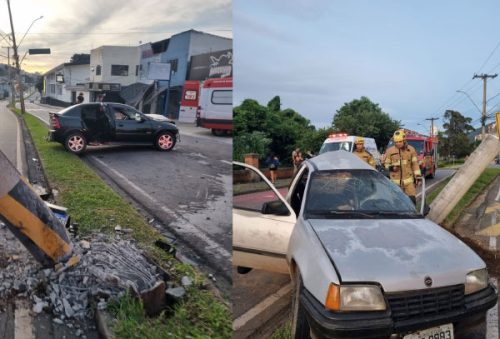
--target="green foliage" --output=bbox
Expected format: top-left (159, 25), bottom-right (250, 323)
top-left (234, 97), bottom-right (316, 165)
top-left (332, 96), bottom-right (401, 150)
top-left (233, 131), bottom-right (271, 162)
top-left (440, 110), bottom-right (475, 158)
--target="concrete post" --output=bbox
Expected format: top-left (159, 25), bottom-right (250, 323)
top-left (0, 150), bottom-right (73, 267)
top-left (428, 134), bottom-right (500, 224)
top-left (244, 153), bottom-right (260, 168)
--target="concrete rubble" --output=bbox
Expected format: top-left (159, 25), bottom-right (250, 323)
top-left (0, 221), bottom-right (181, 327)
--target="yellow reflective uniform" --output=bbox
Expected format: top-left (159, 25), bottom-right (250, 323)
top-left (384, 144), bottom-right (422, 197)
top-left (354, 149), bottom-right (376, 168)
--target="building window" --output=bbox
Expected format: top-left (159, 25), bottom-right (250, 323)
top-left (135, 65), bottom-right (139, 76)
top-left (96, 65), bottom-right (101, 75)
top-left (211, 90), bottom-right (232, 105)
top-left (111, 65), bottom-right (129, 76)
top-left (56, 85), bottom-right (62, 95)
top-left (49, 84), bottom-right (55, 94)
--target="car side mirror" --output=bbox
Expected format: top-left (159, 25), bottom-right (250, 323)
top-left (135, 113), bottom-right (143, 122)
top-left (261, 200), bottom-right (290, 216)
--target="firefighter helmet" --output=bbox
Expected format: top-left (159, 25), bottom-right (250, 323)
top-left (354, 137), bottom-right (364, 145)
top-left (393, 130), bottom-right (406, 143)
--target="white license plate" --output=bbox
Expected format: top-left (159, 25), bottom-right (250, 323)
top-left (403, 323), bottom-right (454, 339)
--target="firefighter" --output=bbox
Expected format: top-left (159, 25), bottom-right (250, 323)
top-left (384, 130), bottom-right (422, 204)
top-left (353, 137), bottom-right (376, 168)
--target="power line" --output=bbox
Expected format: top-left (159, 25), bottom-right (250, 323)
top-left (476, 39), bottom-right (500, 74)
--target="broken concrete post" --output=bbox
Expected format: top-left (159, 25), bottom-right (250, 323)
top-left (0, 150), bottom-right (73, 267)
top-left (428, 134), bottom-right (500, 224)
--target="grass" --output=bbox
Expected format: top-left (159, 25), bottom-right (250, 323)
top-left (10, 106), bottom-right (232, 337)
top-left (424, 168), bottom-right (500, 227)
top-left (269, 321), bottom-right (291, 339)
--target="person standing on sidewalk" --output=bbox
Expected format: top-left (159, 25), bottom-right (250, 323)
top-left (266, 153), bottom-right (280, 184)
top-left (384, 130), bottom-right (422, 204)
top-left (77, 92), bottom-right (84, 104)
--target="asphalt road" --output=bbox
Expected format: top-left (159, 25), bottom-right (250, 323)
top-left (21, 101), bottom-right (233, 295)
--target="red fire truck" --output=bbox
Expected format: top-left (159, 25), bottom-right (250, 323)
top-left (179, 78), bottom-right (233, 136)
top-left (388, 129), bottom-right (438, 178)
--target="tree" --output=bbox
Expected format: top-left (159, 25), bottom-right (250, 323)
top-left (332, 96), bottom-right (400, 151)
top-left (233, 131), bottom-right (271, 162)
top-left (441, 110), bottom-right (475, 158)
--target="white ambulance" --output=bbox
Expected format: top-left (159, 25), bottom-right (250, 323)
top-left (319, 133), bottom-right (382, 166)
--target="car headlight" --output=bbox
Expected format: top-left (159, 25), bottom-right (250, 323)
top-left (325, 283), bottom-right (386, 311)
top-left (465, 268), bottom-right (489, 295)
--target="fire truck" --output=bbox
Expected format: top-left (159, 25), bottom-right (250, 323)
top-left (387, 129), bottom-right (438, 178)
top-left (179, 78), bottom-right (233, 136)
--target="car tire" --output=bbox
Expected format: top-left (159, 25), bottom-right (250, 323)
top-left (291, 267), bottom-right (310, 339)
top-left (64, 132), bottom-right (87, 155)
top-left (155, 131), bottom-right (176, 151)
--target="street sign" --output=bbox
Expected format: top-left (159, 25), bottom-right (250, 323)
top-left (147, 62), bottom-right (171, 80)
top-left (28, 48), bottom-right (51, 55)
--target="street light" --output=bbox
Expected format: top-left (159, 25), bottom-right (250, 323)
top-left (18, 16), bottom-right (43, 49)
top-left (456, 90), bottom-right (482, 114)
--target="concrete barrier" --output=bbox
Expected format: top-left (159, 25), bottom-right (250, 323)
top-left (0, 150), bottom-right (73, 267)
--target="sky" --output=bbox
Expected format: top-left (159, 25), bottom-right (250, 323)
top-left (233, 0), bottom-right (500, 134)
top-left (0, 0), bottom-right (232, 74)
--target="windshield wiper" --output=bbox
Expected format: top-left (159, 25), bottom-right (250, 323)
top-left (306, 210), bottom-right (376, 218)
top-left (368, 211), bottom-right (421, 218)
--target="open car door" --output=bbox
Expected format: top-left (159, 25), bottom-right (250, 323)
top-left (233, 161), bottom-right (296, 274)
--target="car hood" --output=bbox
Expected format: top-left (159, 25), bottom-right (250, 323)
top-left (145, 114), bottom-right (175, 124)
top-left (308, 218), bottom-right (485, 292)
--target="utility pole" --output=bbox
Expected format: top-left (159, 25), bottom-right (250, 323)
top-left (473, 73), bottom-right (498, 139)
top-left (426, 117), bottom-right (439, 138)
top-left (6, 0), bottom-right (25, 114)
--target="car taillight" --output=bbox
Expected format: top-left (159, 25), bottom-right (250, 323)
top-left (51, 115), bottom-right (61, 129)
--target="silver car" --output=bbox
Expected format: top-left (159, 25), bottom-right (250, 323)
top-left (233, 151), bottom-right (497, 339)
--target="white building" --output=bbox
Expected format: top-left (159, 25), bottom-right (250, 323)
top-left (87, 46), bottom-right (140, 101)
top-left (43, 58), bottom-right (90, 106)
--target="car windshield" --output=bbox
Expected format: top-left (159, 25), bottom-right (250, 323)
top-left (319, 141), bottom-right (352, 154)
top-left (304, 169), bottom-right (419, 219)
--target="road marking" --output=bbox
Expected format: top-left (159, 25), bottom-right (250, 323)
top-left (496, 183), bottom-right (500, 201)
top-left (90, 156), bottom-right (231, 260)
top-left (14, 301), bottom-right (33, 339)
top-left (490, 237), bottom-right (497, 251)
top-left (476, 223), bottom-right (500, 237)
top-left (486, 203), bottom-right (500, 214)
top-left (486, 278), bottom-right (498, 339)
top-left (233, 283), bottom-right (292, 331)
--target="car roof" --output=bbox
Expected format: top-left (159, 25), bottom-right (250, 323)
top-left (306, 150), bottom-right (376, 172)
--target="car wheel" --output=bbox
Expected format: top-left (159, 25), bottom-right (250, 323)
top-left (291, 267), bottom-right (310, 339)
top-left (64, 132), bottom-right (87, 154)
top-left (155, 132), bottom-right (176, 151)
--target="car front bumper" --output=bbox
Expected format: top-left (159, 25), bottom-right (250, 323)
top-left (301, 284), bottom-right (497, 339)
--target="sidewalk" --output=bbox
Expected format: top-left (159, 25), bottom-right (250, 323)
top-left (0, 100), bottom-right (25, 176)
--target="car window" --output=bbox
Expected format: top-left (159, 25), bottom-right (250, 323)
top-left (60, 106), bottom-right (81, 117)
top-left (290, 168), bottom-right (308, 216)
top-left (81, 105), bottom-right (102, 120)
top-left (112, 105), bottom-right (138, 120)
top-left (304, 169), bottom-right (418, 219)
top-left (233, 164), bottom-right (290, 216)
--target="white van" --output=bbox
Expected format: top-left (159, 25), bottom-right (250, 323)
top-left (319, 133), bottom-right (381, 166)
top-left (196, 77), bottom-right (232, 136)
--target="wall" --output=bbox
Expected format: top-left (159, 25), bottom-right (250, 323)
top-left (90, 46), bottom-right (140, 86)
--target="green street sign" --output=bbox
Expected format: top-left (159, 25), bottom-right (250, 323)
top-left (28, 48), bottom-right (51, 55)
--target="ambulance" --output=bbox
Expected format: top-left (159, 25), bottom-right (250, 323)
top-left (319, 133), bottom-right (382, 166)
top-left (179, 78), bottom-right (233, 136)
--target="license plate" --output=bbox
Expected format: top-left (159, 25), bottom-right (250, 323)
top-left (403, 323), bottom-right (453, 339)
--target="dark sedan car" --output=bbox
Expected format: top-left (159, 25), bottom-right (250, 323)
top-left (48, 103), bottom-right (179, 154)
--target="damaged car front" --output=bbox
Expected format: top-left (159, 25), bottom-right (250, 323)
top-left (286, 151), bottom-right (497, 339)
